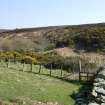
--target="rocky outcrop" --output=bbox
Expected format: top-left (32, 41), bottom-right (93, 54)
top-left (89, 66), bottom-right (105, 105)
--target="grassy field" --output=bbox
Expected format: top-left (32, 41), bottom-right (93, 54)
top-left (0, 62), bottom-right (82, 105)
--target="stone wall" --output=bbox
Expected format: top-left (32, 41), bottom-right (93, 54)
top-left (89, 66), bottom-right (105, 105)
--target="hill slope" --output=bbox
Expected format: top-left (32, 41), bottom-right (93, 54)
top-left (0, 23), bottom-right (105, 52)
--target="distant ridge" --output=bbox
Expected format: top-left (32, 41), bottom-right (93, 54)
top-left (1, 25), bottom-right (67, 34)
top-left (1, 22), bottom-right (105, 34)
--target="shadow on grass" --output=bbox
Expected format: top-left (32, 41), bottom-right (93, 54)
top-left (70, 82), bottom-right (94, 105)
top-left (32, 71), bottom-right (84, 84)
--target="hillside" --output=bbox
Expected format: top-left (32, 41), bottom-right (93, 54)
top-left (0, 23), bottom-right (105, 52)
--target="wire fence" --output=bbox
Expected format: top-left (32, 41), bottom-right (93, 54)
top-left (0, 60), bottom-right (80, 80)
top-left (0, 59), bottom-right (99, 81)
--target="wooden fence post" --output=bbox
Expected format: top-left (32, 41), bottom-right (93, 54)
top-left (87, 72), bottom-right (89, 81)
top-left (7, 59), bottom-right (9, 68)
top-left (39, 64), bottom-right (41, 74)
top-left (73, 62), bottom-right (75, 80)
top-left (5, 58), bottom-right (9, 68)
top-left (79, 60), bottom-right (82, 81)
top-left (23, 61), bottom-right (25, 72)
top-left (50, 64), bottom-right (52, 76)
top-left (60, 64), bottom-right (63, 77)
top-left (30, 63), bottom-right (33, 72)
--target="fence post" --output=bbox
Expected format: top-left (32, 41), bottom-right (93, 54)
top-left (7, 59), bottom-right (9, 68)
top-left (79, 60), bottom-right (82, 81)
top-left (30, 63), bottom-right (33, 72)
top-left (87, 72), bottom-right (89, 81)
top-left (73, 62), bottom-right (75, 80)
top-left (23, 61), bottom-right (25, 72)
top-left (39, 64), bottom-right (41, 74)
top-left (50, 64), bottom-right (52, 76)
top-left (13, 54), bottom-right (16, 64)
top-left (60, 64), bottom-right (63, 77)
top-left (5, 58), bottom-right (9, 68)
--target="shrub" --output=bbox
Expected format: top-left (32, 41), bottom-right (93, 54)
top-left (44, 44), bottom-right (55, 51)
top-left (74, 28), bottom-right (105, 51)
top-left (22, 56), bottom-right (38, 64)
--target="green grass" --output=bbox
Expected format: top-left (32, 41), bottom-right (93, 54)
top-left (0, 62), bottom-right (82, 105)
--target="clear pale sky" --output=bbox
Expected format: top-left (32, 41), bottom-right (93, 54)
top-left (0, 0), bottom-right (105, 29)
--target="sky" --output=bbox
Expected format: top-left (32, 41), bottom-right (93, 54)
top-left (0, 0), bottom-right (105, 29)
